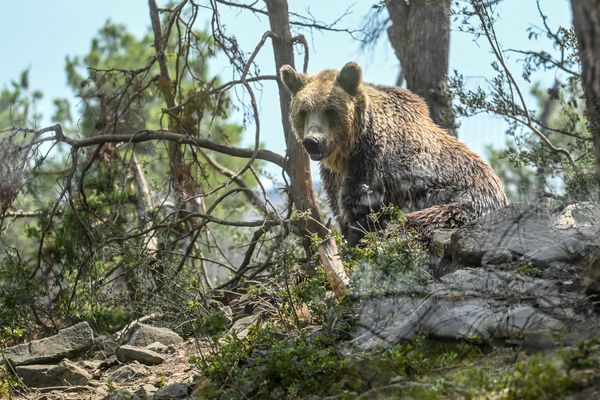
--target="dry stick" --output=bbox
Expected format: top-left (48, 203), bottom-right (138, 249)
top-left (131, 152), bottom-right (159, 255)
top-left (197, 148), bottom-right (268, 213)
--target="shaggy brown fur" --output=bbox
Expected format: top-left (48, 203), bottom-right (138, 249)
top-left (280, 62), bottom-right (508, 245)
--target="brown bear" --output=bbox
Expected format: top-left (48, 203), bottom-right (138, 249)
top-left (280, 62), bottom-right (508, 246)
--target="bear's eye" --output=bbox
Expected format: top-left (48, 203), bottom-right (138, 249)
top-left (324, 106), bottom-right (336, 118)
top-left (298, 110), bottom-right (307, 120)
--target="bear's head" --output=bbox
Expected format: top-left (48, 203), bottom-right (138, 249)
top-left (279, 62), bottom-right (365, 172)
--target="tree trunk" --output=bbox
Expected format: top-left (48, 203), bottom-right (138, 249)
top-left (385, 0), bottom-right (456, 136)
top-left (265, 0), bottom-right (349, 298)
top-left (571, 0), bottom-right (600, 188)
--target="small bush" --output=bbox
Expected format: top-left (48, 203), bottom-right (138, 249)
top-left (194, 325), bottom-right (357, 399)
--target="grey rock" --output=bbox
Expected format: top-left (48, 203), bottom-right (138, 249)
top-left (145, 341), bottom-right (169, 353)
top-left (78, 358), bottom-right (103, 370)
top-left (134, 384), bottom-right (158, 400)
top-left (350, 266), bottom-right (588, 350)
top-left (229, 314), bottom-right (260, 340)
top-left (481, 248), bottom-right (513, 266)
top-left (15, 359), bottom-right (91, 388)
top-left (429, 229), bottom-right (455, 258)
top-left (102, 389), bottom-right (134, 400)
top-left (4, 322), bottom-right (94, 367)
top-left (451, 203), bottom-right (600, 268)
top-left (117, 344), bottom-right (164, 365)
top-left (95, 336), bottom-right (120, 357)
top-left (110, 364), bottom-right (140, 383)
top-left (152, 383), bottom-right (192, 399)
top-left (125, 323), bottom-right (183, 347)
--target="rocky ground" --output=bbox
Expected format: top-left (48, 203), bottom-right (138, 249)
top-left (4, 321), bottom-right (211, 399)
top-left (3, 202), bottom-right (600, 399)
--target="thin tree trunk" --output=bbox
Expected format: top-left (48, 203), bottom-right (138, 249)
top-left (385, 0), bottom-right (457, 136)
top-left (265, 0), bottom-right (349, 298)
top-left (571, 0), bottom-right (600, 188)
top-left (132, 153), bottom-right (158, 255)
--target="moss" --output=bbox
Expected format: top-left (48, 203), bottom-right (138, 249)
top-left (515, 263), bottom-right (543, 278)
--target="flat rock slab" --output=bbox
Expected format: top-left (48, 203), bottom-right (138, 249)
top-left (350, 267), bottom-right (592, 350)
top-left (116, 344), bottom-right (164, 365)
top-left (451, 203), bottom-right (600, 267)
top-left (4, 322), bottom-right (94, 367)
top-left (125, 323), bottom-right (183, 347)
top-left (15, 359), bottom-right (91, 388)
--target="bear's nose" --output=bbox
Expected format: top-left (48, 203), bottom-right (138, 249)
top-left (302, 137), bottom-right (320, 154)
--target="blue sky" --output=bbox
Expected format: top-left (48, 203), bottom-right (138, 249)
top-left (0, 0), bottom-right (574, 181)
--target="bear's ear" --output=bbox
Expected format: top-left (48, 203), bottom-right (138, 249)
top-left (280, 65), bottom-right (307, 94)
top-left (337, 62), bottom-right (362, 95)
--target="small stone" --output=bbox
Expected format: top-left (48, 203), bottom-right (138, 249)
top-left (134, 384), bottom-right (158, 399)
top-left (79, 359), bottom-right (103, 370)
top-left (481, 248), bottom-right (513, 266)
top-left (95, 337), bottom-right (120, 357)
top-left (15, 359), bottom-right (91, 388)
top-left (116, 345), bottom-right (164, 365)
top-left (429, 229), bottom-right (455, 257)
top-left (110, 364), bottom-right (139, 383)
top-left (145, 341), bottom-right (168, 353)
top-left (229, 314), bottom-right (260, 340)
top-left (125, 323), bottom-right (183, 347)
top-left (152, 383), bottom-right (192, 399)
top-left (102, 389), bottom-right (134, 400)
top-left (4, 322), bottom-right (94, 367)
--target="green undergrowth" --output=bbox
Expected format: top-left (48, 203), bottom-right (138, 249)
top-left (187, 220), bottom-right (600, 399)
top-left (192, 328), bottom-right (600, 399)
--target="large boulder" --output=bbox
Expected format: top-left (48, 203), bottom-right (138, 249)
top-left (350, 202), bottom-right (600, 351)
top-left (451, 203), bottom-right (600, 269)
top-left (124, 323), bottom-right (183, 347)
top-left (3, 322), bottom-right (94, 367)
top-left (15, 359), bottom-right (91, 388)
top-left (351, 268), bottom-right (580, 350)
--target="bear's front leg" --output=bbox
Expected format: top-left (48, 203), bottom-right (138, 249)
top-left (339, 181), bottom-right (386, 246)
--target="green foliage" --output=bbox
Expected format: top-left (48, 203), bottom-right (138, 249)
top-left (515, 263), bottom-right (543, 278)
top-left (0, 69), bottom-right (42, 128)
top-left (0, 250), bottom-right (39, 342)
top-left (338, 207), bottom-right (429, 296)
top-left (196, 309), bottom-right (231, 338)
top-left (561, 338), bottom-right (600, 371)
top-left (385, 336), bottom-right (482, 379)
top-left (195, 325), bottom-right (356, 399)
top-left (508, 354), bottom-right (569, 400)
top-left (450, 3), bottom-right (597, 202)
top-left (0, 13), bottom-right (261, 340)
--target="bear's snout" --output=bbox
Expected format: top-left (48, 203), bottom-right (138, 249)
top-left (302, 137), bottom-right (321, 154)
top-left (302, 136), bottom-right (328, 160)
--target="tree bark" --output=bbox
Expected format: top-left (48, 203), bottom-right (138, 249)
top-left (265, 0), bottom-right (349, 298)
top-left (571, 0), bottom-right (600, 187)
top-left (385, 0), bottom-right (457, 136)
